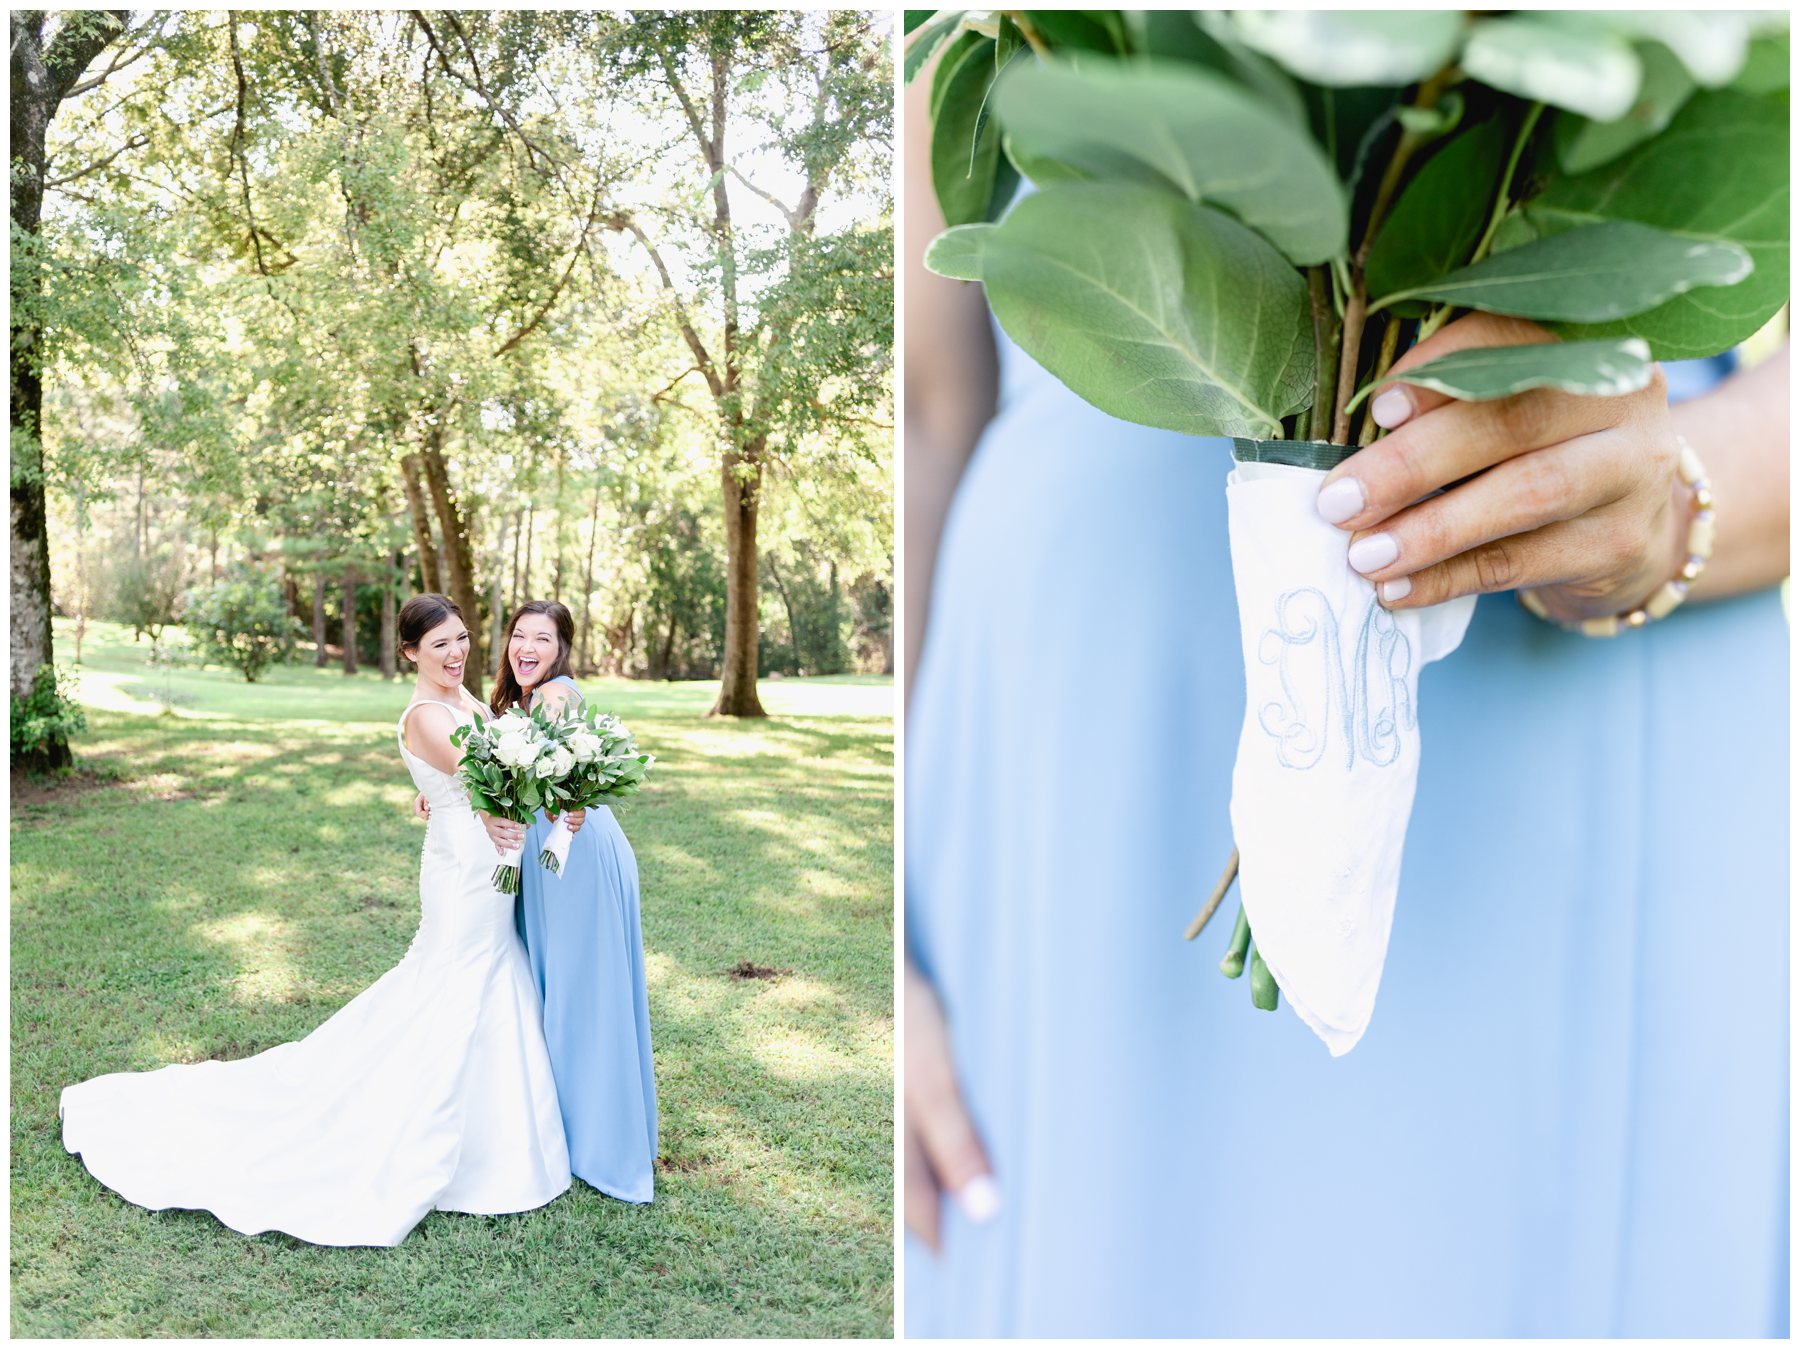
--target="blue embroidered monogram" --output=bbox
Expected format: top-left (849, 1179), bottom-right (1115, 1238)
top-left (1257, 588), bottom-right (1415, 771)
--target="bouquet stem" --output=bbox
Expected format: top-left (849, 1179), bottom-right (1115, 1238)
top-left (1183, 847), bottom-right (1240, 941)
top-left (539, 813), bottom-right (575, 875)
top-left (491, 835), bottom-right (526, 894)
top-left (1219, 901), bottom-right (1251, 979)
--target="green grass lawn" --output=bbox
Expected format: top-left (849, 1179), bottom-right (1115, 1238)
top-left (11, 620), bottom-right (894, 1338)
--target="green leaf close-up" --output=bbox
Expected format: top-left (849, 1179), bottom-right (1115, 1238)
top-left (930, 33), bottom-right (1018, 227)
top-left (992, 57), bottom-right (1347, 265)
top-left (1520, 90), bottom-right (1790, 359)
top-left (922, 223), bottom-right (992, 282)
top-left (1363, 117), bottom-right (1508, 318)
top-left (1375, 219), bottom-right (1752, 323)
top-left (1460, 15), bottom-right (1643, 122)
top-left (1552, 41), bottom-right (1695, 175)
top-left (1228, 9), bottom-right (1465, 89)
top-left (904, 10), bottom-right (964, 85)
top-left (1379, 338), bottom-right (1656, 403)
top-left (968, 182), bottom-right (1315, 438)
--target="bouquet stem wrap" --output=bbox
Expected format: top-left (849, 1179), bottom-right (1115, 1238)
top-left (538, 814), bottom-right (575, 875)
top-left (492, 834), bottom-right (526, 895)
top-left (1224, 440), bottom-right (1475, 1054)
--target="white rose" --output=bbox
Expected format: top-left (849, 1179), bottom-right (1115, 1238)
top-left (495, 731), bottom-right (535, 768)
top-left (570, 732), bottom-right (603, 763)
top-left (534, 752), bottom-right (560, 779)
top-left (551, 746), bottom-right (576, 777)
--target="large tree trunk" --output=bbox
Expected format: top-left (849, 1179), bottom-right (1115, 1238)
top-left (418, 432), bottom-right (483, 695)
top-left (521, 502), bottom-right (534, 603)
top-left (10, 11), bottom-right (123, 770)
top-left (340, 567), bottom-right (358, 674)
top-left (312, 573), bottom-right (329, 666)
top-left (711, 437), bottom-right (767, 716)
top-left (399, 453), bottom-right (440, 595)
top-left (379, 550), bottom-right (397, 679)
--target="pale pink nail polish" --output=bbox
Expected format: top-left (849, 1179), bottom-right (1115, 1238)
top-left (1348, 532), bottom-right (1399, 574)
top-left (1371, 388), bottom-right (1413, 430)
top-left (1380, 576), bottom-right (1413, 602)
top-left (1316, 477), bottom-right (1364, 525)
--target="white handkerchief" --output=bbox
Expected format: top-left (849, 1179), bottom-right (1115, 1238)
top-left (1225, 459), bottom-right (1476, 1055)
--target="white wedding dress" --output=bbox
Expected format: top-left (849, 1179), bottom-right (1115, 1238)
top-left (60, 701), bottom-right (571, 1246)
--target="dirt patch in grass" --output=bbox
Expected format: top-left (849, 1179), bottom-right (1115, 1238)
top-left (725, 961), bottom-right (793, 981)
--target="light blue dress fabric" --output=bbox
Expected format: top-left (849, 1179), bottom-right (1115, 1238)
top-left (516, 675), bottom-right (658, 1203)
top-left (903, 333), bottom-right (1787, 1337)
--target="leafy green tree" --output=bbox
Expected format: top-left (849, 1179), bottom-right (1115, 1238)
top-left (184, 566), bottom-right (304, 682)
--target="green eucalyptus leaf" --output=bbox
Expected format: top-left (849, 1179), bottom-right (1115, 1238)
top-left (1461, 16), bottom-right (1643, 122)
top-left (995, 15), bottom-right (1021, 72)
top-left (1189, 11), bottom-right (1308, 127)
top-left (971, 182), bottom-right (1314, 437)
top-left (1023, 10), bottom-right (1124, 55)
top-left (931, 36), bottom-right (1008, 227)
top-left (1381, 338), bottom-right (1655, 402)
top-left (906, 12), bottom-right (965, 85)
top-left (1730, 30), bottom-right (1789, 95)
top-left (1230, 10), bottom-right (1465, 88)
top-left (928, 30), bottom-right (982, 117)
top-left (1364, 118), bottom-right (1508, 319)
top-left (1124, 8), bottom-right (1219, 63)
top-left (923, 223), bottom-right (994, 281)
top-left (1544, 11), bottom-right (1750, 88)
top-left (1524, 91), bottom-right (1788, 358)
top-left (1553, 41), bottom-right (1695, 175)
top-left (993, 57), bottom-right (1346, 264)
top-left (1001, 132), bottom-right (1089, 188)
top-left (1378, 220), bottom-right (1751, 322)
top-left (972, 42), bottom-right (1026, 176)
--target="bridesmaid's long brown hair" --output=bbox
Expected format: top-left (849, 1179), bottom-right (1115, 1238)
top-left (489, 599), bottom-right (577, 715)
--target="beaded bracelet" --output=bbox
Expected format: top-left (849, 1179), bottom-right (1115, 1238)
top-left (1518, 434), bottom-right (1713, 637)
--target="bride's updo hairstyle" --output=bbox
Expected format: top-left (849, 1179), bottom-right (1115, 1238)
top-left (397, 593), bottom-right (464, 667)
top-left (490, 599), bottom-right (576, 715)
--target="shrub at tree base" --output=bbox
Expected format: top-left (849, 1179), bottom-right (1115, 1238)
top-left (11, 666), bottom-right (88, 768)
top-left (184, 569), bottom-right (304, 683)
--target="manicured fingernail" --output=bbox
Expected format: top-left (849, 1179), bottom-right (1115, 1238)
top-left (1348, 532), bottom-right (1399, 574)
top-left (957, 1175), bottom-right (1001, 1223)
top-left (1371, 388), bottom-right (1413, 429)
top-left (1380, 576), bottom-right (1413, 603)
top-left (1316, 476), bottom-right (1365, 525)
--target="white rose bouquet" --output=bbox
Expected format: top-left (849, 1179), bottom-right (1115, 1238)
top-left (449, 707), bottom-right (562, 894)
top-left (533, 706), bottom-right (655, 876)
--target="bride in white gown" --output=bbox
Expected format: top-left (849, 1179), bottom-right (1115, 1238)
top-left (60, 593), bottom-right (572, 1246)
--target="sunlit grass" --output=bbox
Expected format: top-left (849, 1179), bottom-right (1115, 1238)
top-left (12, 621), bottom-right (894, 1338)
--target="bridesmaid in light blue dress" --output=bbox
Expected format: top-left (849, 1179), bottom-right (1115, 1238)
top-left (904, 313), bottom-right (1788, 1335)
top-left (494, 600), bottom-right (657, 1204)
